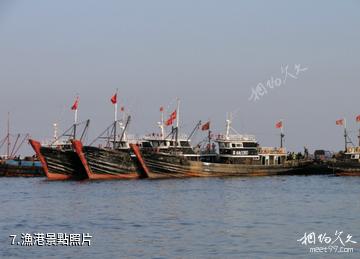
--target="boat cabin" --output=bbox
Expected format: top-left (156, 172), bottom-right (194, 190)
top-left (344, 147), bottom-right (360, 162)
top-left (142, 136), bottom-right (198, 158)
top-left (215, 134), bottom-right (286, 165)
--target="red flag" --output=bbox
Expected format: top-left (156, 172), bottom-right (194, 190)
top-left (275, 121), bottom-right (283, 129)
top-left (170, 110), bottom-right (177, 120)
top-left (165, 118), bottom-right (173, 126)
top-left (165, 110), bottom-right (177, 126)
top-left (201, 121), bottom-right (210, 131)
top-left (160, 106), bottom-right (164, 112)
top-left (336, 119), bottom-right (344, 126)
top-left (356, 115), bottom-right (360, 122)
top-left (111, 93), bottom-right (117, 104)
top-left (71, 97), bottom-right (79, 110)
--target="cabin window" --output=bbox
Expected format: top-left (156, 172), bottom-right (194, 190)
top-left (142, 142), bottom-right (152, 148)
top-left (243, 142), bottom-right (258, 148)
top-left (232, 144), bottom-right (236, 148)
top-left (180, 141), bottom-right (190, 147)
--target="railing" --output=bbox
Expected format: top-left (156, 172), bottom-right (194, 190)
top-left (142, 134), bottom-right (189, 141)
top-left (259, 147), bottom-right (286, 154)
top-left (216, 134), bottom-right (256, 142)
top-left (346, 147), bottom-right (360, 154)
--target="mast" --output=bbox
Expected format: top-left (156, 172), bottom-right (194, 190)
top-left (6, 112), bottom-right (9, 158)
top-left (225, 113), bottom-right (231, 140)
top-left (159, 107), bottom-right (165, 140)
top-left (208, 130), bottom-right (212, 152)
top-left (53, 123), bottom-right (59, 144)
top-left (344, 118), bottom-right (348, 151)
top-left (73, 98), bottom-right (78, 139)
top-left (176, 98), bottom-right (180, 129)
top-left (113, 90), bottom-right (118, 149)
top-left (175, 98), bottom-right (180, 147)
top-left (280, 120), bottom-right (285, 149)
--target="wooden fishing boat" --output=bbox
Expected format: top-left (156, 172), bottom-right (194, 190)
top-left (0, 113), bottom-right (44, 177)
top-left (131, 140), bottom-right (312, 179)
top-left (328, 147), bottom-right (360, 176)
top-left (131, 110), bottom-right (312, 179)
top-left (29, 120), bottom-right (90, 180)
top-left (71, 116), bottom-right (146, 180)
top-left (0, 158), bottom-right (44, 177)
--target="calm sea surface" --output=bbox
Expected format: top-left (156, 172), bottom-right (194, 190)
top-left (0, 175), bottom-right (359, 258)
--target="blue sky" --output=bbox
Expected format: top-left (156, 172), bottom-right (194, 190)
top-left (0, 0), bottom-right (359, 154)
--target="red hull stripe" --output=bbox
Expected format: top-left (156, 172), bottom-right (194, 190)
top-left (29, 139), bottom-right (50, 179)
top-left (129, 144), bottom-right (150, 177)
top-left (71, 139), bottom-right (93, 179)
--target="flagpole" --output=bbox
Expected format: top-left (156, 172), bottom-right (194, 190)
top-left (344, 118), bottom-right (348, 151)
top-left (74, 108), bottom-right (78, 124)
top-left (176, 98), bottom-right (180, 129)
top-left (113, 90), bottom-right (118, 149)
top-left (114, 103), bottom-right (118, 123)
top-left (161, 108), bottom-right (164, 140)
top-left (175, 98), bottom-right (180, 147)
top-left (280, 119), bottom-right (284, 148)
top-left (7, 112), bottom-right (10, 158)
top-left (73, 96), bottom-right (79, 139)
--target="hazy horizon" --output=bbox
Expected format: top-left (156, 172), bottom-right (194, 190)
top-left (0, 0), bottom-right (359, 155)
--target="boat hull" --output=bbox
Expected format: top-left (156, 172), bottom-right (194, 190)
top-left (0, 161), bottom-right (44, 177)
top-left (29, 139), bottom-right (87, 180)
top-left (72, 140), bottom-right (144, 180)
top-left (328, 160), bottom-right (360, 176)
top-left (130, 144), bottom-right (313, 179)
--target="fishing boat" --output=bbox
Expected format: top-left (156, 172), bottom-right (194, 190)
top-left (72, 116), bottom-right (146, 180)
top-left (71, 92), bottom-right (147, 180)
top-left (131, 99), bottom-right (206, 179)
top-left (328, 147), bottom-right (360, 176)
top-left (0, 157), bottom-right (44, 177)
top-left (29, 97), bottom-right (89, 180)
top-left (29, 120), bottom-right (90, 180)
top-left (328, 117), bottom-right (360, 175)
top-left (0, 113), bottom-right (44, 177)
top-left (131, 111), bottom-right (312, 179)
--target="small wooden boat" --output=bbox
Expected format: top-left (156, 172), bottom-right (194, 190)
top-left (0, 158), bottom-right (44, 177)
